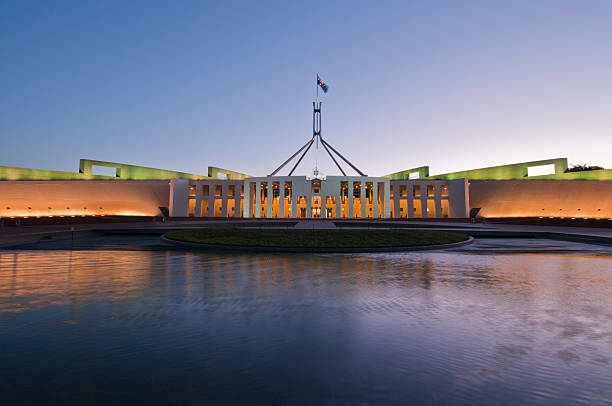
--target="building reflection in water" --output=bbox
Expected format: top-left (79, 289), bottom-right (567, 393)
top-left (1, 250), bottom-right (611, 317)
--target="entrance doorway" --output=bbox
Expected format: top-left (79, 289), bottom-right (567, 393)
top-left (311, 196), bottom-right (321, 218)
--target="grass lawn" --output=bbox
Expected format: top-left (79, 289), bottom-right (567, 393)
top-left (165, 227), bottom-right (469, 248)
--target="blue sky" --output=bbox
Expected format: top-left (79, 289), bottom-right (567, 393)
top-left (1, 1), bottom-right (611, 177)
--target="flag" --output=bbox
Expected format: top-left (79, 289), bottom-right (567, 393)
top-left (317, 75), bottom-right (328, 93)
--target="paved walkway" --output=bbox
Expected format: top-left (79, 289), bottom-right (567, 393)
top-left (294, 220), bottom-right (337, 229)
top-left (1, 218), bottom-right (611, 248)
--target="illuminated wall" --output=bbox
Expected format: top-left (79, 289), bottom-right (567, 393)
top-left (469, 180), bottom-right (612, 218)
top-left (0, 180), bottom-right (169, 217)
top-left (79, 159), bottom-right (210, 180)
top-left (0, 159), bottom-right (211, 181)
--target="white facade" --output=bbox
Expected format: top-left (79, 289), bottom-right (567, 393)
top-left (169, 176), bottom-right (469, 219)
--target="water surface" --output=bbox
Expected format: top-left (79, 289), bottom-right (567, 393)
top-left (1, 244), bottom-right (612, 405)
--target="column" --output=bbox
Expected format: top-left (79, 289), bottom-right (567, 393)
top-left (361, 182), bottom-right (367, 219)
top-left (255, 181), bottom-right (261, 218)
top-left (407, 193), bottom-right (414, 218)
top-left (242, 181), bottom-right (250, 218)
top-left (384, 182), bottom-right (391, 218)
top-left (221, 185), bottom-right (228, 217)
top-left (306, 192), bottom-right (311, 218)
top-left (279, 182), bottom-right (285, 218)
top-left (372, 182), bottom-right (378, 219)
top-left (291, 188), bottom-right (297, 218)
top-left (348, 181), bottom-right (354, 218)
top-left (266, 182), bottom-right (272, 219)
top-left (195, 199), bottom-right (202, 217)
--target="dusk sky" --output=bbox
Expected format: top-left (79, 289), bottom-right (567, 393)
top-left (1, 1), bottom-right (611, 177)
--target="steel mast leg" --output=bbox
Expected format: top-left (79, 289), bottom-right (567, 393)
top-left (320, 139), bottom-right (367, 176)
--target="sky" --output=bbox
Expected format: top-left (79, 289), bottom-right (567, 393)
top-left (1, 0), bottom-right (611, 177)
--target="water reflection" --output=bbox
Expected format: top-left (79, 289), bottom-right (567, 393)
top-left (0, 249), bottom-right (611, 405)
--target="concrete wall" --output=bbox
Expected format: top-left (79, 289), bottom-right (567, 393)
top-left (469, 180), bottom-right (612, 218)
top-left (0, 180), bottom-right (169, 217)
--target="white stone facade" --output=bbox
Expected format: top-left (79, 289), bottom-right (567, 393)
top-left (169, 176), bottom-right (469, 219)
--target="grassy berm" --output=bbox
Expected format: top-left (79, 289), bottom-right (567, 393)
top-left (165, 228), bottom-right (469, 248)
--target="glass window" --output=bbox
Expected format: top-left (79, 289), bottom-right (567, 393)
top-left (189, 185), bottom-right (196, 197)
top-left (400, 185), bottom-right (407, 197)
top-left (427, 185), bottom-right (435, 197)
top-left (202, 185), bottom-right (209, 196)
top-left (353, 182), bottom-right (361, 198)
top-left (390, 185), bottom-right (394, 197)
top-left (413, 185), bottom-right (421, 197)
top-left (228, 185), bottom-right (235, 197)
top-left (440, 185), bottom-right (449, 197)
top-left (215, 185), bottom-right (223, 197)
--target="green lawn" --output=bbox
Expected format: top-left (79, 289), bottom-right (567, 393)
top-left (165, 228), bottom-right (469, 248)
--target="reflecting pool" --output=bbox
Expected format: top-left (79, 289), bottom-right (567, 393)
top-left (1, 245), bottom-right (612, 405)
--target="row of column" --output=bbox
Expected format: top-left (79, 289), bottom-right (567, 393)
top-left (244, 180), bottom-right (385, 219)
top-left (391, 197), bottom-right (445, 218)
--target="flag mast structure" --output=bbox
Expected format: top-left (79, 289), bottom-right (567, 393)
top-left (268, 75), bottom-right (367, 177)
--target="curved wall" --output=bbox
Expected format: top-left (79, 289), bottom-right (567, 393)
top-left (469, 180), bottom-right (612, 218)
top-left (0, 180), bottom-right (169, 217)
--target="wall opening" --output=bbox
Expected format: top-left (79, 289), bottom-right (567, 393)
top-left (427, 200), bottom-right (436, 218)
top-left (227, 199), bottom-right (236, 217)
top-left (188, 199), bottom-right (196, 217)
top-left (92, 165), bottom-right (117, 177)
top-left (441, 200), bottom-right (450, 218)
top-left (400, 200), bottom-right (408, 218)
top-left (413, 200), bottom-right (422, 218)
top-left (214, 199), bottom-right (223, 217)
top-left (527, 164), bottom-right (555, 177)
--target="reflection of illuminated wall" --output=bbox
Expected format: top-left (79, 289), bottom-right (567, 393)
top-left (0, 251), bottom-right (154, 314)
top-left (0, 180), bottom-right (169, 217)
top-left (470, 180), bottom-right (612, 218)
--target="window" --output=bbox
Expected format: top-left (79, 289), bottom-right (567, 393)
top-left (341, 182), bottom-right (349, 199)
top-left (189, 185), bottom-right (196, 197)
top-left (413, 185), bottom-right (421, 197)
top-left (240, 185), bottom-right (244, 197)
top-left (202, 185), bottom-right (209, 196)
top-left (284, 182), bottom-right (292, 198)
top-left (427, 185), bottom-right (434, 197)
top-left (353, 182), bottom-right (361, 198)
top-left (400, 185), bottom-right (407, 197)
top-left (188, 199), bottom-right (196, 216)
top-left (440, 185), bottom-right (448, 197)
top-left (390, 185), bottom-right (394, 197)
top-left (215, 185), bottom-right (222, 197)
top-left (228, 185), bottom-right (235, 197)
